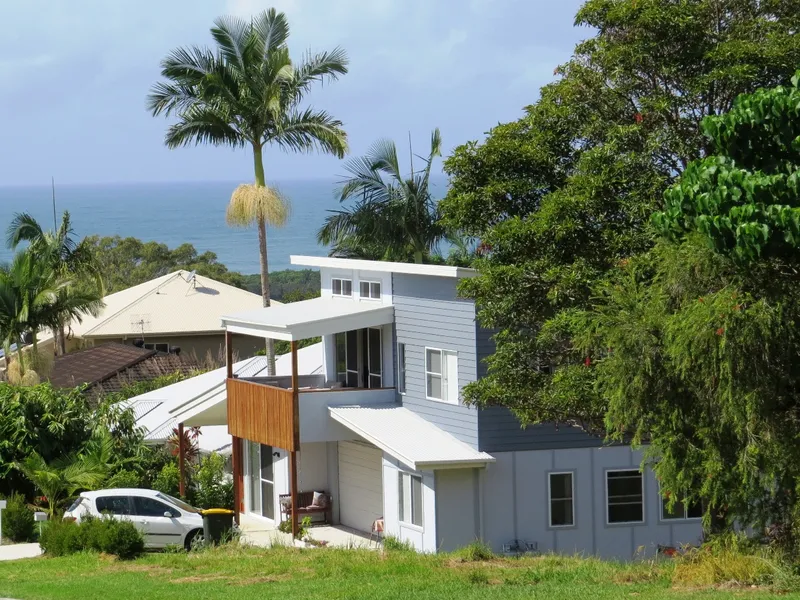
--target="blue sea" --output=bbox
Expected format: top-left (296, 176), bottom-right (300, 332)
top-left (0, 180), bottom-right (357, 273)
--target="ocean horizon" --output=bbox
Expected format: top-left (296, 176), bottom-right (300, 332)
top-left (0, 176), bottom-right (449, 274)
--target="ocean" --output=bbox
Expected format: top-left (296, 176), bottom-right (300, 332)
top-left (0, 179), bottom-right (355, 274)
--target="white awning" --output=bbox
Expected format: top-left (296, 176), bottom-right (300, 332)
top-left (329, 404), bottom-right (495, 470)
top-left (221, 297), bottom-right (395, 341)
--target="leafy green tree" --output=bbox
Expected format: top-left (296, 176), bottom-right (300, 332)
top-left (580, 75), bottom-right (800, 533)
top-left (149, 9), bottom-right (348, 375)
top-left (7, 211), bottom-right (104, 356)
top-left (441, 0), bottom-right (800, 436)
top-left (318, 129), bottom-right (449, 264)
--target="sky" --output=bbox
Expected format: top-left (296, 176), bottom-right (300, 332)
top-left (0, 0), bottom-right (589, 186)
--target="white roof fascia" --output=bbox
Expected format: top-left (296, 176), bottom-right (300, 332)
top-left (290, 255), bottom-right (477, 279)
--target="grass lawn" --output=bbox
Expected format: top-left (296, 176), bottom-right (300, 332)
top-left (0, 544), bottom-right (796, 600)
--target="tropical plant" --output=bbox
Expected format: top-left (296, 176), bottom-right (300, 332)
top-left (318, 129), bottom-right (448, 264)
top-left (16, 450), bottom-right (108, 517)
top-left (148, 9), bottom-right (348, 374)
top-left (7, 211), bottom-right (104, 356)
top-left (167, 426), bottom-right (201, 463)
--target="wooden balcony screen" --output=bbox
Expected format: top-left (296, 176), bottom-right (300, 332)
top-left (226, 378), bottom-right (298, 451)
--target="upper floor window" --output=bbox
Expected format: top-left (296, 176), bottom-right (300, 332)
top-left (425, 348), bottom-right (458, 404)
top-left (143, 342), bottom-right (170, 353)
top-left (606, 470), bottom-right (644, 524)
top-left (397, 343), bottom-right (406, 394)
top-left (332, 278), bottom-right (353, 297)
top-left (548, 472), bottom-right (574, 527)
top-left (359, 280), bottom-right (381, 300)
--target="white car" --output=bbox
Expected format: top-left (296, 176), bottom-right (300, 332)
top-left (64, 488), bottom-right (205, 550)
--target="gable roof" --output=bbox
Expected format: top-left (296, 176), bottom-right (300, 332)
top-left (47, 342), bottom-right (202, 395)
top-left (68, 271), bottom-right (275, 339)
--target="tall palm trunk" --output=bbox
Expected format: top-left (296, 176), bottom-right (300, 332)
top-left (254, 144), bottom-right (276, 376)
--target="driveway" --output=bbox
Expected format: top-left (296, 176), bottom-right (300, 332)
top-left (0, 544), bottom-right (42, 561)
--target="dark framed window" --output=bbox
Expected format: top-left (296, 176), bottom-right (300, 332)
top-left (606, 470), bottom-right (644, 524)
top-left (549, 472), bottom-right (574, 527)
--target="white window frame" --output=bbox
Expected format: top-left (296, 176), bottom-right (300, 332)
top-left (659, 485), bottom-right (703, 522)
top-left (548, 471), bottom-right (575, 528)
top-left (397, 342), bottom-right (406, 394)
top-left (425, 347), bottom-right (458, 404)
top-left (398, 470), bottom-right (423, 529)
top-left (605, 469), bottom-right (645, 525)
top-left (331, 277), bottom-right (353, 297)
top-left (359, 280), bottom-right (382, 301)
top-left (143, 342), bottom-right (170, 353)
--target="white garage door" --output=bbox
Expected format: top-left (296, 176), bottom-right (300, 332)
top-left (338, 441), bottom-right (383, 532)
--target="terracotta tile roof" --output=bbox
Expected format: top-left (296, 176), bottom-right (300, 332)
top-left (47, 342), bottom-right (202, 396)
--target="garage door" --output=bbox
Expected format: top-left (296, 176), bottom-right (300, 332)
top-left (338, 441), bottom-right (383, 532)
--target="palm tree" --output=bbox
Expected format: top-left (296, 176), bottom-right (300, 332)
top-left (7, 211), bottom-right (104, 356)
top-left (148, 9), bottom-right (348, 374)
top-left (317, 129), bottom-right (447, 264)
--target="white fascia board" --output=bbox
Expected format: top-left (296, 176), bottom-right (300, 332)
top-left (291, 255), bottom-right (477, 279)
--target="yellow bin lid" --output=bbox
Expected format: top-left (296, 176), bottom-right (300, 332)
top-left (200, 508), bottom-right (235, 515)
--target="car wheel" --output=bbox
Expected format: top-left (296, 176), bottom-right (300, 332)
top-left (185, 529), bottom-right (205, 551)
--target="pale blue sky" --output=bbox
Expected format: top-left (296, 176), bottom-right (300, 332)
top-left (0, 0), bottom-right (588, 186)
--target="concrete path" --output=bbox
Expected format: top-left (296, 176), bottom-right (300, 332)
top-left (0, 543), bottom-right (42, 561)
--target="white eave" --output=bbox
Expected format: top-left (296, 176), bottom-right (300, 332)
top-left (220, 296), bottom-right (394, 341)
top-left (329, 404), bottom-right (495, 470)
top-left (290, 255), bottom-right (477, 279)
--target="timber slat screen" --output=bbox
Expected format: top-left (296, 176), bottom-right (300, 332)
top-left (227, 378), bottom-right (297, 451)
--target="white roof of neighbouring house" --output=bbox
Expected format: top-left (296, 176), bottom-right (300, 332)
top-left (63, 270), bottom-right (276, 341)
top-left (127, 343), bottom-right (324, 453)
top-left (291, 255), bottom-right (478, 279)
top-left (221, 296), bottom-right (394, 341)
top-left (329, 404), bottom-right (495, 470)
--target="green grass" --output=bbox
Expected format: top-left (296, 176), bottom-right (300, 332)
top-left (0, 544), bottom-right (796, 600)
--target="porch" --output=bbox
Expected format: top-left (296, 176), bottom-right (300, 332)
top-left (239, 513), bottom-right (377, 549)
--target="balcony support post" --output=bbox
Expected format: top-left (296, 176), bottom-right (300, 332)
top-left (290, 340), bottom-right (299, 539)
top-left (226, 330), bottom-right (241, 524)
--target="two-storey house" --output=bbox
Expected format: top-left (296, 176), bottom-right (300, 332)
top-left (172, 256), bottom-right (703, 558)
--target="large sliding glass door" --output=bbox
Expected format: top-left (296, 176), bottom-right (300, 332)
top-left (247, 442), bottom-right (275, 521)
top-left (335, 328), bottom-right (382, 388)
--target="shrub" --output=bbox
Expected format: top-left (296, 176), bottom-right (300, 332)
top-left (39, 516), bottom-right (144, 559)
top-left (673, 534), bottom-right (782, 588)
top-left (453, 541), bottom-right (494, 562)
top-left (192, 453), bottom-right (233, 509)
top-left (153, 462), bottom-right (181, 497)
top-left (105, 469), bottom-right (142, 489)
top-left (1, 493), bottom-right (36, 542)
top-left (382, 535), bottom-right (415, 552)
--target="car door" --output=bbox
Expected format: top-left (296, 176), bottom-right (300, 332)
top-left (131, 496), bottom-right (184, 548)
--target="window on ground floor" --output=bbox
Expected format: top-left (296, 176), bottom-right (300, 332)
top-left (661, 487), bottom-right (703, 521)
top-left (606, 470), bottom-right (644, 524)
top-left (548, 472), bottom-right (574, 527)
top-left (399, 471), bottom-right (423, 527)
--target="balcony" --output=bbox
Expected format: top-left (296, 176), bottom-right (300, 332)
top-left (226, 376), bottom-right (396, 450)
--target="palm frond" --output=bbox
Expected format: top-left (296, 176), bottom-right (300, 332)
top-left (211, 15), bottom-right (251, 71)
top-left (6, 213), bottom-right (44, 250)
top-left (164, 107), bottom-right (245, 148)
top-left (291, 47), bottom-right (349, 101)
top-left (272, 107), bottom-right (347, 157)
top-left (252, 9), bottom-right (290, 58)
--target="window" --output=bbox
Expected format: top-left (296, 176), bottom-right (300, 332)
top-left (397, 343), bottom-right (406, 394)
top-left (332, 278), bottom-right (352, 297)
top-left (606, 470), bottom-right (644, 524)
top-left (399, 472), bottom-right (423, 527)
top-left (335, 331), bottom-right (359, 387)
top-left (661, 490), bottom-right (703, 521)
top-left (143, 342), bottom-right (170, 353)
top-left (549, 472), bottom-right (574, 527)
top-left (359, 280), bottom-right (381, 300)
top-left (95, 496), bottom-right (132, 515)
top-left (425, 348), bottom-right (458, 403)
top-left (133, 496), bottom-right (179, 518)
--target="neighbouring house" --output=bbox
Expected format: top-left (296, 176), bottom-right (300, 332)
top-left (169, 256), bottom-right (703, 559)
top-left (47, 342), bottom-right (202, 400)
top-left (40, 270), bottom-right (278, 360)
top-left (126, 343), bottom-right (323, 456)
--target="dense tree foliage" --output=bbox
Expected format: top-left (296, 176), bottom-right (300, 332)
top-left (442, 0), bottom-right (800, 433)
top-left (574, 76), bottom-right (800, 533)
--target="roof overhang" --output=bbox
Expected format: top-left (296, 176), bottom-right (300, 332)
top-left (329, 404), bottom-right (494, 470)
top-left (221, 297), bottom-right (395, 341)
top-left (291, 255), bottom-right (477, 279)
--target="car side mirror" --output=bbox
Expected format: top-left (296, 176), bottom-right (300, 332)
top-left (164, 511), bottom-right (174, 518)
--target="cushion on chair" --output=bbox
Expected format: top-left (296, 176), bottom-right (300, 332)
top-left (311, 491), bottom-right (329, 509)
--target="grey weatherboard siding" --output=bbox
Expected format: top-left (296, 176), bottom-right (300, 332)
top-left (392, 273), bottom-right (479, 448)
top-left (474, 323), bottom-right (601, 452)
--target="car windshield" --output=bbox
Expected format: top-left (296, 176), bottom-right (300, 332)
top-left (157, 492), bottom-right (201, 514)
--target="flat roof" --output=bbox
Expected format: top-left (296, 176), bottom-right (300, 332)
top-left (291, 255), bottom-right (477, 279)
top-left (220, 296), bottom-right (394, 341)
top-left (329, 404), bottom-right (494, 470)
